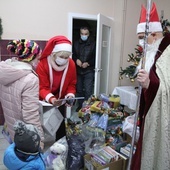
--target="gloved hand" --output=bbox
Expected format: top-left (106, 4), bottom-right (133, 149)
top-left (65, 96), bottom-right (75, 107)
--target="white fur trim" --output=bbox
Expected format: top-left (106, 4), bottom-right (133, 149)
top-left (52, 43), bottom-right (72, 53)
top-left (59, 62), bottom-right (69, 98)
top-left (47, 56), bottom-right (53, 90)
top-left (45, 93), bottom-right (54, 103)
top-left (137, 22), bottom-right (163, 34)
top-left (65, 93), bottom-right (75, 99)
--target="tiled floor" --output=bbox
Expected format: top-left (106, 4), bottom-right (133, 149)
top-left (0, 126), bottom-right (9, 170)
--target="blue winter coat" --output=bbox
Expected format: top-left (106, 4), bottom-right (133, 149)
top-left (3, 143), bottom-right (45, 170)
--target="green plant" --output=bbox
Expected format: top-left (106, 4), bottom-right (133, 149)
top-left (119, 18), bottom-right (170, 83)
top-left (161, 19), bottom-right (170, 35)
top-left (119, 45), bottom-right (143, 82)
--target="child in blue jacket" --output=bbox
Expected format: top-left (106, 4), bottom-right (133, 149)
top-left (3, 120), bottom-right (45, 170)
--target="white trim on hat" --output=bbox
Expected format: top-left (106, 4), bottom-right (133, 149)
top-left (137, 22), bottom-right (163, 34)
top-left (52, 43), bottom-right (72, 53)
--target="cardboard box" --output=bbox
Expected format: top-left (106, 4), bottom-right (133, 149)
top-left (39, 101), bottom-right (64, 137)
top-left (84, 154), bottom-right (123, 170)
top-left (117, 152), bottom-right (128, 170)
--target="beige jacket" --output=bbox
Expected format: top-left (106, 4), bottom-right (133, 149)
top-left (0, 59), bottom-right (44, 143)
top-left (141, 44), bottom-right (170, 170)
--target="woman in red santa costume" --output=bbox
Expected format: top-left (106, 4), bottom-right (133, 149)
top-left (36, 35), bottom-right (76, 140)
top-left (131, 2), bottom-right (170, 170)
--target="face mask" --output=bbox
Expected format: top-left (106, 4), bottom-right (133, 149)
top-left (55, 57), bottom-right (68, 65)
top-left (81, 35), bottom-right (88, 41)
top-left (139, 39), bottom-right (144, 48)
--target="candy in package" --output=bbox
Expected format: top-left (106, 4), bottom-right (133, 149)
top-left (103, 146), bottom-right (119, 161)
top-left (96, 113), bottom-right (108, 131)
top-left (91, 153), bottom-right (106, 165)
top-left (87, 113), bottom-right (100, 128)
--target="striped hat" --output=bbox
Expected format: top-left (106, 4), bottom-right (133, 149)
top-left (7, 39), bottom-right (41, 62)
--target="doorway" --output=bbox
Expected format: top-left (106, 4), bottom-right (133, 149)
top-left (67, 13), bottom-right (113, 116)
top-left (68, 13), bottom-right (113, 96)
top-left (71, 18), bottom-right (97, 112)
top-left (72, 19), bottom-right (97, 46)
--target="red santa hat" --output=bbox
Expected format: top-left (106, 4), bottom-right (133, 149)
top-left (41, 35), bottom-right (72, 59)
top-left (137, 2), bottom-right (163, 34)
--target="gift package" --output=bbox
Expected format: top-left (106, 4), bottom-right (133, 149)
top-left (65, 94), bottom-right (136, 170)
top-left (42, 93), bottom-right (136, 170)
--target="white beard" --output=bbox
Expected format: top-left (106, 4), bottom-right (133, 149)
top-left (137, 38), bottom-right (163, 73)
top-left (144, 50), bottom-right (156, 73)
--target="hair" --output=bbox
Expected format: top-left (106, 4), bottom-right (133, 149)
top-left (80, 26), bottom-right (90, 31)
top-left (52, 51), bottom-right (71, 57)
top-left (80, 26), bottom-right (90, 34)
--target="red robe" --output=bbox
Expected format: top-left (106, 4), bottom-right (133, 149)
top-left (36, 57), bottom-right (77, 102)
top-left (131, 33), bottom-right (170, 170)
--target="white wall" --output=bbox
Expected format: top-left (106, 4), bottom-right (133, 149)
top-left (111, 0), bottom-right (146, 90)
top-left (0, 0), bottom-right (114, 40)
top-left (0, 0), bottom-right (170, 94)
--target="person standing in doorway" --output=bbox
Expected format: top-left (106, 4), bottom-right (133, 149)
top-left (72, 26), bottom-right (96, 112)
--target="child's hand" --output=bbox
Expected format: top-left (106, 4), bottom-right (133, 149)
top-left (40, 141), bottom-right (44, 151)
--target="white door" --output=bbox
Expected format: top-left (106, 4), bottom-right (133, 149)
top-left (94, 14), bottom-right (113, 96)
top-left (67, 13), bottom-right (113, 117)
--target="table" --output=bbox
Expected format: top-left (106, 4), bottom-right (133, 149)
top-left (112, 86), bottom-right (138, 111)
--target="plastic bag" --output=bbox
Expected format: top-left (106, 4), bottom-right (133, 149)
top-left (43, 136), bottom-right (68, 170)
top-left (66, 134), bottom-right (85, 170)
top-left (87, 113), bottom-right (100, 128)
top-left (81, 124), bottom-right (105, 154)
top-left (122, 114), bottom-right (140, 142)
top-left (96, 113), bottom-right (109, 131)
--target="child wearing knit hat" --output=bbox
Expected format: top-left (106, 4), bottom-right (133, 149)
top-left (6, 39), bottom-right (42, 70)
top-left (3, 120), bottom-right (45, 170)
top-left (0, 39), bottom-right (44, 150)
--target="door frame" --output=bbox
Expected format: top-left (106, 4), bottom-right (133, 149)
top-left (94, 14), bottom-right (113, 95)
top-left (68, 13), bottom-right (97, 41)
top-left (67, 13), bottom-right (97, 117)
top-left (68, 13), bottom-right (113, 96)
top-left (67, 13), bottom-right (113, 117)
